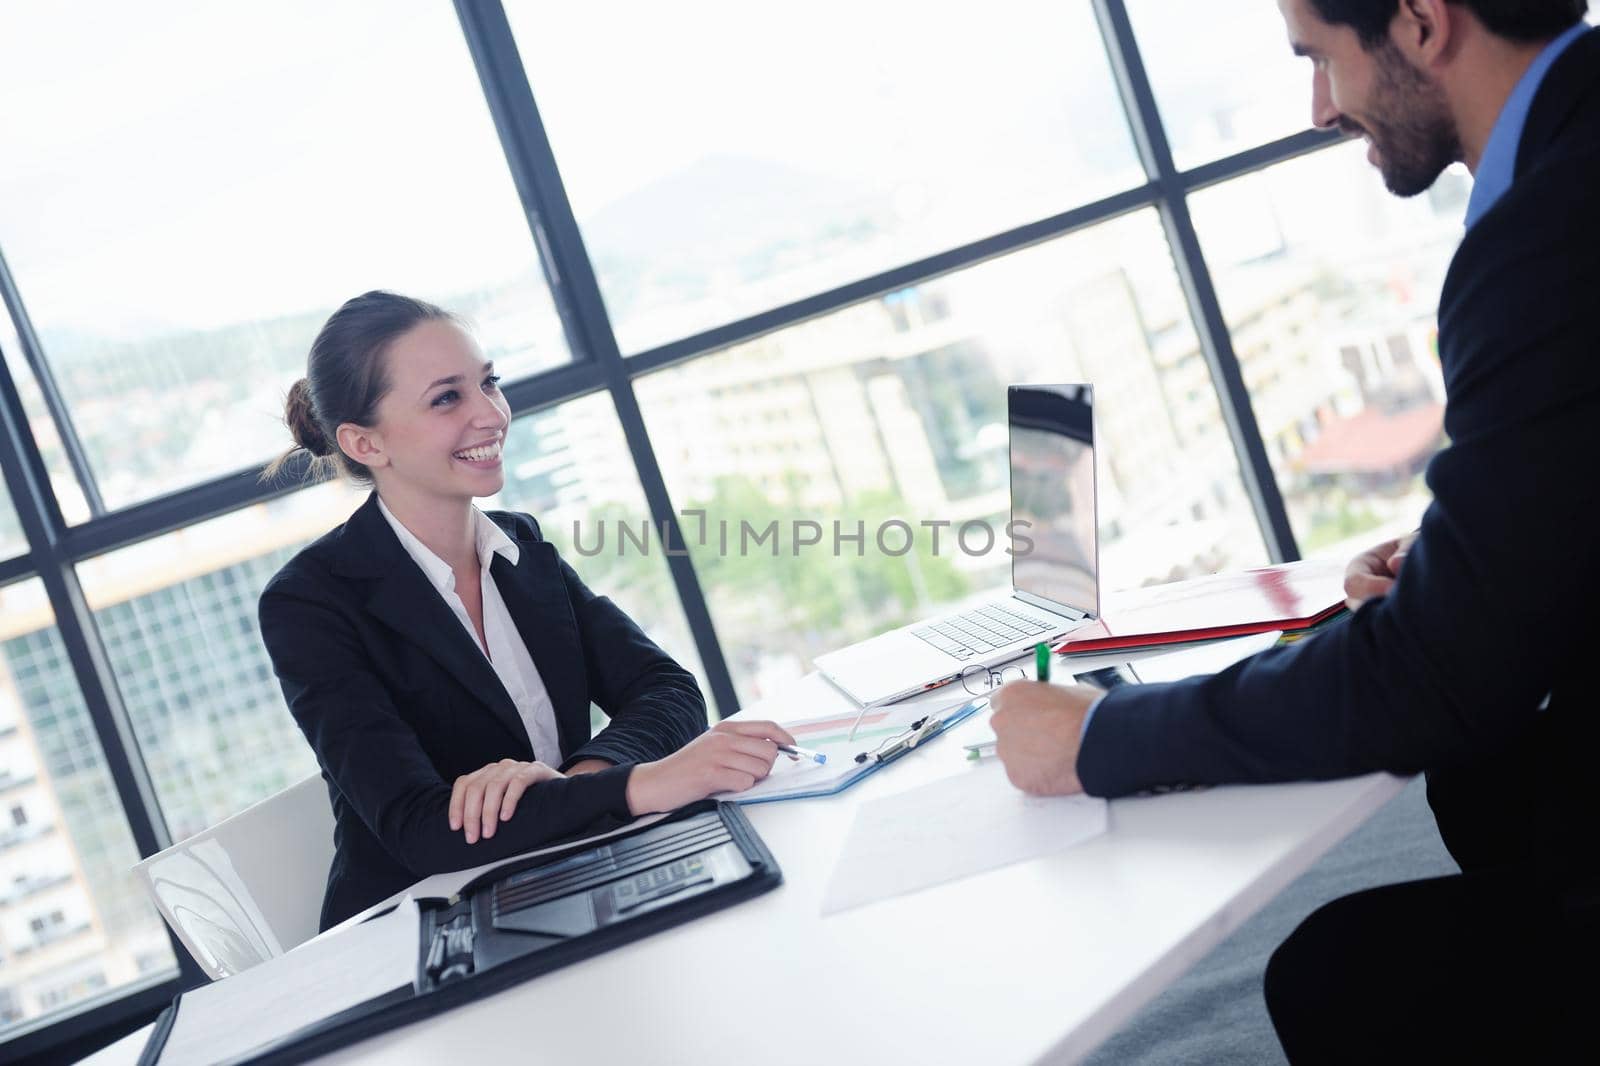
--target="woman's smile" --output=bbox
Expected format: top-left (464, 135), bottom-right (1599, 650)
top-left (452, 438), bottom-right (503, 468)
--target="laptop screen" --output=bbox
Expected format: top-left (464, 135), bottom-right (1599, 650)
top-left (1008, 384), bottom-right (1098, 618)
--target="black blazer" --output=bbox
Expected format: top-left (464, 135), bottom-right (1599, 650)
top-left (259, 493), bottom-right (708, 929)
top-left (1079, 30), bottom-right (1600, 894)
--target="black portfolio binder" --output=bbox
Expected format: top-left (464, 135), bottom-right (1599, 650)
top-left (138, 801), bottom-right (781, 1066)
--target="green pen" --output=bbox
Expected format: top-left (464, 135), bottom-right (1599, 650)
top-left (1035, 641), bottom-right (1052, 682)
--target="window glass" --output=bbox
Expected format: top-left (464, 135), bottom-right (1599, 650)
top-left (1126, 0), bottom-right (1311, 169)
top-left (508, 0), bottom-right (1142, 354)
top-left (0, 476), bottom-right (22, 561)
top-left (75, 483), bottom-right (365, 839)
top-left (2, 318), bottom-right (89, 526)
top-left (637, 210), bottom-right (1268, 704)
top-left (0, 579), bottom-right (177, 1038)
top-left (486, 393), bottom-right (711, 707)
top-left (1190, 141), bottom-right (1467, 559)
top-left (0, 1), bottom-right (568, 512)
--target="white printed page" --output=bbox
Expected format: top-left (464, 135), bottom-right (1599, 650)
top-left (822, 762), bottom-right (1107, 914)
top-left (156, 897), bottom-right (421, 1065)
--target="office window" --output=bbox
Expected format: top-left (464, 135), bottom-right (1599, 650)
top-left (2, 319), bottom-right (91, 526)
top-left (637, 211), bottom-right (1268, 703)
top-left (1190, 141), bottom-right (1465, 557)
top-left (75, 483), bottom-right (366, 839)
top-left (1125, 0), bottom-right (1312, 169)
top-left (0, 1), bottom-right (569, 513)
top-left (486, 393), bottom-right (710, 705)
top-left (0, 477), bottom-right (22, 561)
top-left (0, 578), bottom-right (177, 1040)
top-left (1, 321), bottom-right (33, 551)
top-left (507, 0), bottom-right (1143, 354)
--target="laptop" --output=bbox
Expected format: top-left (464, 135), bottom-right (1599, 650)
top-left (815, 384), bottom-right (1100, 707)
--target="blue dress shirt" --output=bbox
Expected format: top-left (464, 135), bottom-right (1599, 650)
top-left (1465, 21), bottom-right (1590, 229)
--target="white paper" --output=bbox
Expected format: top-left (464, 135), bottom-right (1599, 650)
top-left (156, 896), bottom-right (421, 1065)
top-left (822, 762), bottom-right (1107, 915)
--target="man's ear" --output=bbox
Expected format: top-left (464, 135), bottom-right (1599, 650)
top-left (1394, 0), bottom-right (1457, 67)
top-left (335, 422), bottom-right (389, 471)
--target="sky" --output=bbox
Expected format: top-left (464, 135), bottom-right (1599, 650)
top-left (0, 0), bottom-right (1302, 339)
top-left (0, 1), bottom-right (542, 335)
top-left (5, 0), bottom-right (1569, 346)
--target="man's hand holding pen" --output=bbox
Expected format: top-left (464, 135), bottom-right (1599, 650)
top-left (989, 682), bottom-right (1102, 796)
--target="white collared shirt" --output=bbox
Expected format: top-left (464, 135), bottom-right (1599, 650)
top-left (377, 498), bottom-right (563, 764)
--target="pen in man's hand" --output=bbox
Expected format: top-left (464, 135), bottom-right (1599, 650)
top-left (1035, 641), bottom-right (1052, 683)
top-left (777, 743), bottom-right (827, 765)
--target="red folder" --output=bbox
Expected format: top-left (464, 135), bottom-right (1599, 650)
top-left (1054, 558), bottom-right (1348, 655)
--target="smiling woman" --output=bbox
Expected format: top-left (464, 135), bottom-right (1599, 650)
top-left (255, 291), bottom-right (797, 928)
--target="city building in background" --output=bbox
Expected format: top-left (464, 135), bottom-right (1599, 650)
top-left (0, 588), bottom-right (172, 1028)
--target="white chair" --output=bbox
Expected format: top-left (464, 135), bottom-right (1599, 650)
top-left (132, 774), bottom-right (335, 980)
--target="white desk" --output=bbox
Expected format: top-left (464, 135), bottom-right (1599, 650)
top-left (87, 662), bottom-right (1406, 1066)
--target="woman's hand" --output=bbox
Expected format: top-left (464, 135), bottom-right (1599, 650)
top-left (625, 719), bottom-right (798, 815)
top-left (448, 759), bottom-right (566, 844)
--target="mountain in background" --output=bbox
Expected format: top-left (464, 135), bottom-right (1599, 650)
top-left (577, 153), bottom-right (891, 299)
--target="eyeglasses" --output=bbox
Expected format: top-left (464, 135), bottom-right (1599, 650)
top-left (959, 663), bottom-right (1031, 696)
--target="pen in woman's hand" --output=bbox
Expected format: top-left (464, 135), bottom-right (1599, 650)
top-left (776, 743), bottom-right (827, 765)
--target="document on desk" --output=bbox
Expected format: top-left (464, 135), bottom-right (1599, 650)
top-left (821, 762), bottom-right (1107, 915)
top-left (724, 713), bottom-right (896, 802)
top-left (153, 896), bottom-right (420, 1065)
top-left (724, 696), bottom-right (984, 803)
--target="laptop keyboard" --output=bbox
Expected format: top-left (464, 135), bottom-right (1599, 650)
top-left (911, 603), bottom-right (1057, 659)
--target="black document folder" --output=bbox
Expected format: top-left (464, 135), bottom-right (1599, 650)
top-left (138, 801), bottom-right (780, 1066)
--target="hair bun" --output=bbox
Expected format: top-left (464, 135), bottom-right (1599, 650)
top-left (285, 378), bottom-right (333, 457)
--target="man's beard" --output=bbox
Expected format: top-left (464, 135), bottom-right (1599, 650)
top-left (1347, 40), bottom-right (1462, 197)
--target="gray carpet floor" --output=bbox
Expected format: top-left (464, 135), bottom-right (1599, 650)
top-left (1082, 777), bottom-right (1457, 1065)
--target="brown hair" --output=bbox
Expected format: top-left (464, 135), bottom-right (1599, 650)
top-left (1309, 0), bottom-right (1587, 46)
top-left (264, 290), bottom-right (458, 483)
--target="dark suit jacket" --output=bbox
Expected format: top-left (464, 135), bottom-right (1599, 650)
top-left (1080, 29), bottom-right (1600, 896)
top-left (259, 493), bottom-right (708, 929)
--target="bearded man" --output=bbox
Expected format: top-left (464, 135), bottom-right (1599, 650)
top-left (991, 1), bottom-right (1598, 1059)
